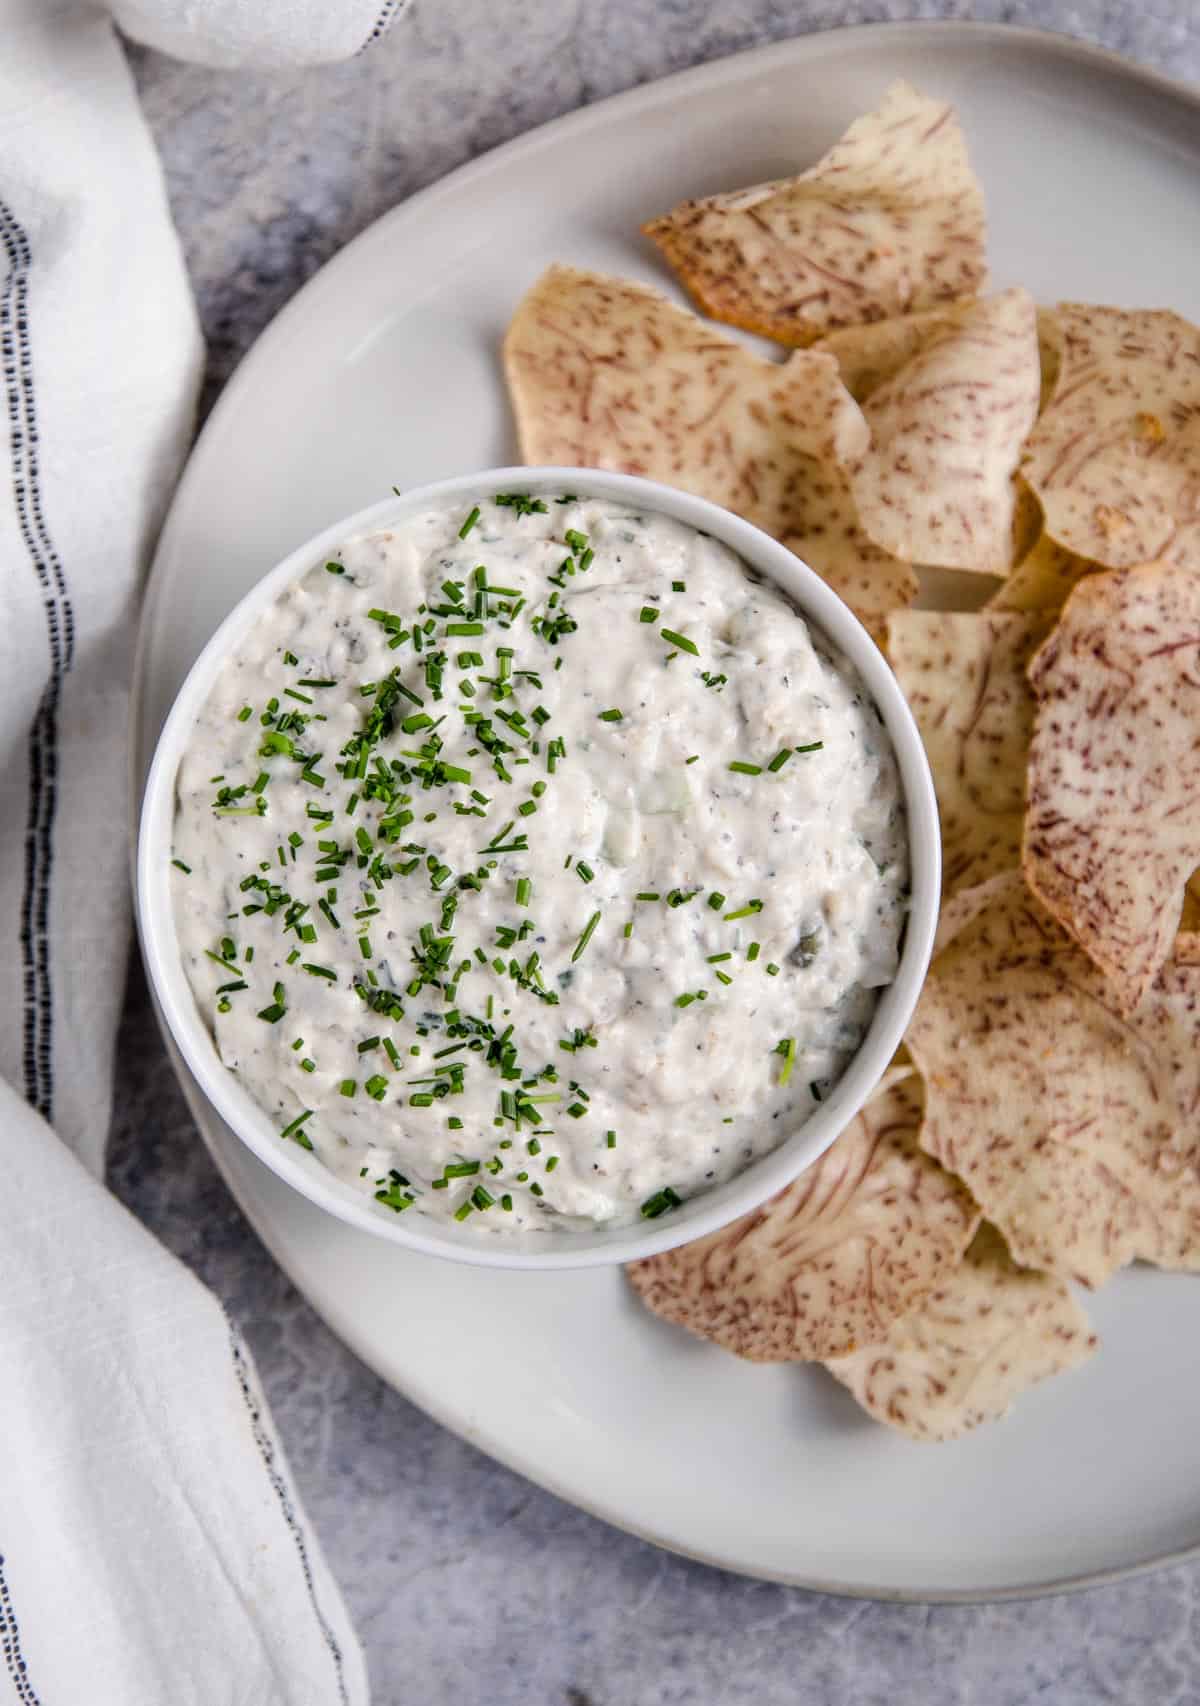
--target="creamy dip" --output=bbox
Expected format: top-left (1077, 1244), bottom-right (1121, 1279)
top-left (171, 492), bottom-right (908, 1233)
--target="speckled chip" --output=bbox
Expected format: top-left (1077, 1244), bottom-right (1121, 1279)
top-left (849, 288), bottom-right (1041, 573)
top-left (626, 1070), bottom-right (979, 1362)
top-left (641, 81), bottom-right (987, 347)
top-left (1023, 560), bottom-right (1200, 1012)
top-left (906, 873), bottom-right (1200, 1287)
top-left (986, 529), bottom-right (1100, 615)
top-left (887, 609), bottom-right (1051, 899)
top-left (1022, 303), bottom-right (1200, 568)
top-left (824, 1223), bottom-right (1097, 1442)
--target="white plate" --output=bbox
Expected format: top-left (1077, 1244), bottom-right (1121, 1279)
top-left (133, 23), bottom-right (1200, 1599)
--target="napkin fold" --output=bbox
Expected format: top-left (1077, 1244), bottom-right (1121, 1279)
top-left (0, 0), bottom-right (406, 1698)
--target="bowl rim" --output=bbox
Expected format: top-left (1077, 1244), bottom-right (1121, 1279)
top-left (136, 465), bottom-right (940, 1270)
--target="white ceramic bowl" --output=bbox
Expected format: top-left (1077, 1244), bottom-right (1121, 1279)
top-left (137, 467), bottom-right (939, 1270)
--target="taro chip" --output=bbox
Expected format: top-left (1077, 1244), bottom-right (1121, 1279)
top-left (851, 289), bottom-right (1041, 572)
top-left (1036, 307), bottom-right (1063, 415)
top-left (815, 307), bottom-right (968, 401)
top-left (818, 306), bottom-right (1043, 570)
top-left (1022, 304), bottom-right (1200, 568)
top-left (626, 1070), bottom-right (979, 1362)
top-left (1024, 560), bottom-right (1200, 1011)
top-left (504, 265), bottom-right (916, 641)
top-left (906, 873), bottom-right (1200, 1287)
top-left (641, 81), bottom-right (987, 347)
top-left (820, 305), bottom-right (1062, 419)
top-left (887, 610), bottom-right (1051, 898)
top-left (932, 871), bottom-right (1019, 958)
top-left (777, 465), bottom-right (918, 649)
top-left (1183, 871), bottom-right (1200, 936)
top-left (824, 1224), bottom-right (1097, 1442)
top-left (986, 530), bottom-right (1099, 615)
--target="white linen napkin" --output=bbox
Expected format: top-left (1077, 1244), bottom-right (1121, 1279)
top-left (0, 0), bottom-right (406, 1698)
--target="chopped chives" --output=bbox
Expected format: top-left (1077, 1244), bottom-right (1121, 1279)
top-left (493, 492), bottom-right (547, 516)
top-left (767, 748), bottom-right (792, 773)
top-left (685, 755), bottom-right (699, 765)
top-left (598, 708), bottom-right (623, 722)
top-left (575, 861), bottom-right (594, 884)
top-left (660, 628), bottom-right (699, 656)
top-left (606, 1131), bottom-right (616, 1148)
top-left (515, 876), bottom-right (531, 907)
top-left (728, 761), bottom-right (762, 776)
top-left (671, 580), bottom-right (686, 592)
top-left (794, 741), bottom-right (825, 754)
top-left (638, 607), bottom-right (659, 623)
top-left (766, 962), bottom-right (780, 976)
top-left (279, 1109), bottom-right (313, 1140)
top-left (706, 892), bottom-right (726, 911)
top-left (641, 1186), bottom-right (682, 1218)
top-left (776, 1037), bottom-right (797, 1087)
top-left (571, 910), bottom-right (601, 962)
top-left (171, 858), bottom-right (191, 873)
top-left (635, 891), bottom-right (660, 902)
top-left (706, 952), bottom-right (732, 964)
top-left (747, 942), bottom-right (761, 961)
top-left (458, 505), bottom-right (481, 539)
top-left (724, 900), bottom-right (763, 922)
top-left (339, 1079), bottom-right (357, 1098)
